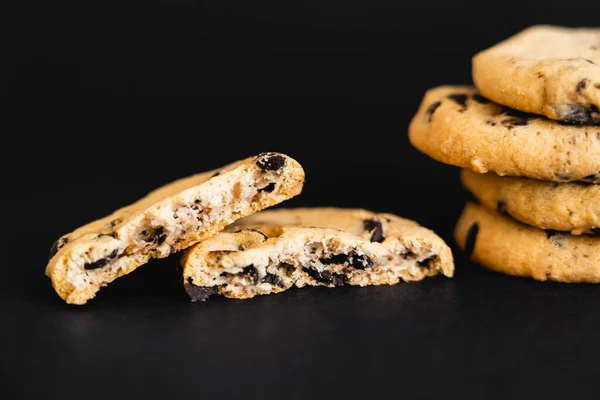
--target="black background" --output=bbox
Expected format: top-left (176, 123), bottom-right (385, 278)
top-left (3, 1), bottom-right (599, 399)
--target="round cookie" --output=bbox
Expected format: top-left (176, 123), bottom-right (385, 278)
top-left (46, 153), bottom-right (305, 305)
top-left (473, 25), bottom-right (600, 124)
top-left (408, 85), bottom-right (600, 183)
top-left (455, 202), bottom-right (599, 283)
top-left (461, 169), bottom-right (600, 235)
top-left (181, 208), bottom-right (454, 301)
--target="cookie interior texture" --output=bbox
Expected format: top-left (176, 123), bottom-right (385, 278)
top-left (408, 85), bottom-right (600, 183)
top-left (472, 25), bottom-right (600, 123)
top-left (181, 208), bottom-right (454, 301)
top-left (455, 202), bottom-right (599, 283)
top-left (461, 169), bottom-right (600, 235)
top-left (46, 153), bottom-right (305, 305)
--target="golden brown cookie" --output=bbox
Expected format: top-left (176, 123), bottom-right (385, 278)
top-left (455, 202), bottom-right (599, 283)
top-left (181, 208), bottom-right (454, 301)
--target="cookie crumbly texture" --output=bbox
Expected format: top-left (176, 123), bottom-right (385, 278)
top-left (461, 169), bottom-right (599, 235)
top-left (408, 86), bottom-right (600, 183)
top-left (181, 208), bottom-right (454, 301)
top-left (46, 153), bottom-right (305, 305)
top-left (455, 202), bottom-right (599, 283)
top-left (472, 25), bottom-right (600, 124)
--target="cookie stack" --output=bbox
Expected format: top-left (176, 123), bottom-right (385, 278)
top-left (47, 152), bottom-right (454, 305)
top-left (409, 25), bottom-right (599, 283)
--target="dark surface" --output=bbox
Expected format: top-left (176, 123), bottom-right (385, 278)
top-left (3, 1), bottom-right (599, 399)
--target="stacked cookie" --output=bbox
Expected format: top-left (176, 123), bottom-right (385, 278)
top-left (47, 152), bottom-right (454, 305)
top-left (409, 26), bottom-right (599, 283)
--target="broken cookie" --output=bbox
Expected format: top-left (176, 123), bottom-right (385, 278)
top-left (46, 153), bottom-right (305, 305)
top-left (181, 208), bottom-right (454, 301)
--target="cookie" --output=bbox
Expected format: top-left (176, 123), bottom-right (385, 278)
top-left (408, 86), bottom-right (600, 183)
top-left (46, 153), bottom-right (305, 305)
top-left (472, 25), bottom-right (600, 124)
top-left (455, 202), bottom-right (599, 283)
top-left (181, 208), bottom-right (454, 301)
top-left (461, 169), bottom-right (599, 235)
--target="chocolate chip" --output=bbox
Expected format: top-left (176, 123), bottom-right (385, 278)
top-left (184, 279), bottom-right (218, 302)
top-left (321, 251), bottom-right (373, 269)
top-left (545, 230), bottom-right (562, 239)
top-left (302, 267), bottom-right (346, 286)
top-left (141, 226), bottom-right (167, 244)
top-left (256, 153), bottom-right (286, 171)
top-left (464, 223), bottom-right (479, 259)
top-left (447, 94), bottom-right (468, 108)
top-left (472, 94), bottom-right (490, 104)
top-left (363, 219), bottom-right (384, 243)
top-left (576, 79), bottom-right (588, 93)
top-left (84, 249), bottom-right (119, 270)
top-left (242, 265), bottom-right (260, 284)
top-left (211, 171), bottom-right (221, 178)
top-left (563, 104), bottom-right (599, 124)
top-left (591, 228), bottom-right (599, 236)
top-left (194, 199), bottom-right (201, 204)
top-left (417, 256), bottom-right (435, 269)
top-left (49, 236), bottom-right (69, 260)
top-left (596, 84), bottom-right (600, 89)
top-left (348, 251), bottom-right (373, 269)
top-left (262, 273), bottom-right (285, 288)
top-left (497, 201), bottom-right (508, 216)
top-left (580, 174), bottom-right (598, 183)
top-left (584, 60), bottom-right (595, 65)
top-left (110, 219), bottom-right (122, 227)
top-left (425, 101), bottom-right (441, 122)
top-left (258, 183), bottom-right (276, 193)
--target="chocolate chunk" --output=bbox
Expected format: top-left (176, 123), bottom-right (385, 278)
top-left (348, 251), bottom-right (373, 269)
top-left (242, 265), bottom-right (260, 284)
top-left (563, 104), bottom-right (599, 124)
top-left (425, 101), bottom-right (441, 121)
top-left (321, 251), bottom-right (373, 269)
top-left (110, 219), bottom-right (122, 227)
top-left (302, 267), bottom-right (346, 286)
top-left (464, 223), bottom-right (479, 259)
top-left (262, 273), bottom-right (285, 288)
top-left (256, 153), bottom-right (286, 171)
top-left (141, 226), bottom-right (167, 244)
top-left (447, 94), bottom-right (468, 108)
top-left (185, 279), bottom-right (218, 302)
top-left (363, 219), bottom-right (384, 243)
top-left (84, 249), bottom-right (119, 270)
top-left (545, 230), bottom-right (560, 239)
top-left (417, 256), bottom-right (435, 269)
top-left (497, 201), bottom-right (508, 216)
top-left (211, 171), bottom-right (221, 178)
top-left (258, 183), bottom-right (276, 193)
top-left (49, 236), bottom-right (69, 260)
top-left (576, 79), bottom-right (588, 93)
top-left (591, 228), bottom-right (599, 236)
top-left (472, 94), bottom-right (490, 104)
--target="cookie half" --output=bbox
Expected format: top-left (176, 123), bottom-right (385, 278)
top-left (455, 202), bottom-right (599, 283)
top-left (46, 153), bottom-right (305, 305)
top-left (473, 25), bottom-right (600, 124)
top-left (461, 169), bottom-right (599, 235)
top-left (181, 208), bottom-right (454, 301)
top-left (408, 86), bottom-right (600, 183)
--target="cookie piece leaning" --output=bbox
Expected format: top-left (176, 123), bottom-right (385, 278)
top-left (46, 152), bottom-right (305, 305)
top-left (408, 85), bottom-right (600, 183)
top-left (455, 202), bottom-right (599, 283)
top-left (181, 208), bottom-right (454, 301)
top-left (461, 169), bottom-right (600, 235)
top-left (473, 25), bottom-right (600, 124)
